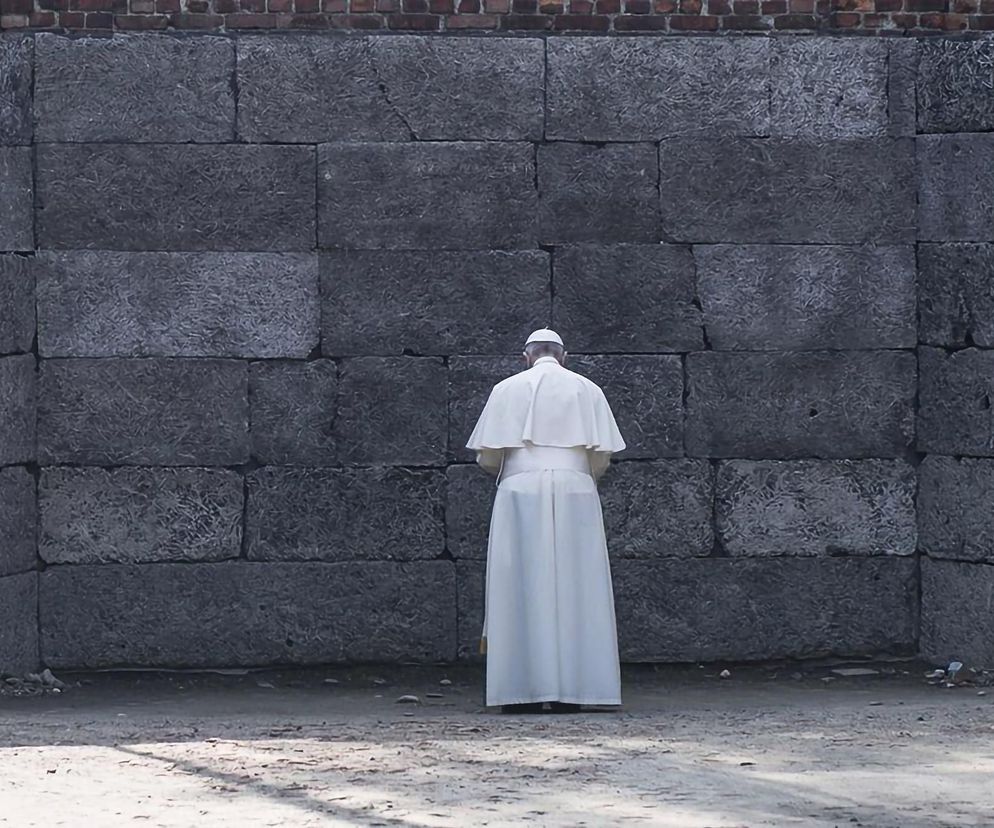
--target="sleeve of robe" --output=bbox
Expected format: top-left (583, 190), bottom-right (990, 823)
top-left (476, 447), bottom-right (503, 476)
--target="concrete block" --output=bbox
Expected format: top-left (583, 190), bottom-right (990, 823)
top-left (0, 147), bottom-right (32, 251)
top-left (918, 347), bottom-right (994, 456)
top-left (921, 558), bottom-right (994, 669)
top-left (918, 39), bottom-right (994, 134)
top-left (919, 134), bottom-right (994, 242)
top-left (456, 559), bottom-right (485, 661)
top-left (0, 254), bottom-right (34, 355)
top-left (0, 354), bottom-right (34, 466)
top-left (448, 356), bottom-right (522, 463)
top-left (0, 572), bottom-right (37, 676)
top-left (919, 244), bottom-right (994, 347)
top-left (0, 466), bottom-right (34, 577)
top-left (0, 34), bottom-right (31, 145)
top-left (919, 456), bottom-right (994, 565)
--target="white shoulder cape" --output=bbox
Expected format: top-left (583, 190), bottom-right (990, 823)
top-left (466, 360), bottom-right (626, 453)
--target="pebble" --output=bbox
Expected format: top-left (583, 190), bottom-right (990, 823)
top-left (323, 678), bottom-right (339, 686)
top-left (426, 693), bottom-right (444, 699)
top-left (395, 695), bottom-right (421, 704)
top-left (831, 668), bottom-right (879, 678)
top-left (719, 670), bottom-right (731, 679)
top-left (439, 679), bottom-right (452, 686)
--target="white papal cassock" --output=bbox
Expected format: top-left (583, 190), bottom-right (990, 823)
top-left (466, 355), bottom-right (626, 707)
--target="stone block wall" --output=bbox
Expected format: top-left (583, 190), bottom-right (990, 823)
top-left (1, 32), bottom-right (993, 674)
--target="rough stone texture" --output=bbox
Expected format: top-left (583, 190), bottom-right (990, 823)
top-left (695, 245), bottom-right (916, 351)
top-left (613, 557), bottom-right (918, 662)
top-left (716, 460), bottom-right (917, 558)
top-left (337, 357), bottom-right (447, 466)
top-left (247, 466), bottom-right (444, 562)
top-left (320, 250), bottom-right (549, 356)
top-left (34, 34), bottom-right (235, 143)
top-left (919, 244), bottom-right (994, 348)
top-left (552, 245), bottom-right (703, 353)
top-left (546, 38), bottom-right (769, 141)
top-left (318, 143), bottom-right (535, 251)
top-left (456, 560), bottom-right (485, 661)
top-left (659, 138), bottom-right (915, 244)
top-left (918, 347), bottom-right (994, 457)
top-left (919, 134), bottom-right (994, 243)
top-left (238, 36), bottom-right (543, 143)
top-left (445, 464), bottom-right (495, 561)
top-left (36, 144), bottom-right (315, 251)
top-left (39, 562), bottom-right (457, 667)
top-left (38, 358), bottom-right (248, 466)
top-left (918, 39), bottom-right (994, 134)
top-left (770, 39), bottom-right (888, 138)
top-left (0, 147), bottom-right (33, 252)
top-left (0, 466), bottom-right (34, 577)
top-left (686, 351), bottom-right (916, 459)
top-left (919, 456), bottom-right (994, 565)
top-left (538, 143), bottom-right (659, 244)
top-left (0, 354), bottom-right (35, 467)
top-left (0, 573), bottom-right (37, 676)
top-left (37, 251), bottom-right (319, 358)
top-left (887, 40), bottom-right (919, 139)
top-left (921, 558), bottom-right (994, 669)
top-left (447, 356), bottom-right (522, 463)
top-left (0, 254), bottom-right (34, 355)
top-left (38, 467), bottom-right (243, 565)
top-left (0, 35), bottom-right (32, 145)
top-left (250, 360), bottom-right (338, 466)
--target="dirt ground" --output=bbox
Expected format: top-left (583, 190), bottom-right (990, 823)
top-left (1, 661), bottom-right (993, 828)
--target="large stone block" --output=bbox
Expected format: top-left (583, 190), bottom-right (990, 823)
top-left (247, 466), bottom-right (444, 562)
top-left (918, 39), bottom-right (994, 134)
top-left (448, 356), bottom-right (522, 463)
top-left (695, 244), bottom-right (916, 350)
top-left (250, 360), bottom-right (338, 466)
top-left (659, 138), bottom-right (915, 244)
top-left (39, 561), bottom-right (457, 667)
top-left (887, 39), bottom-right (918, 138)
top-left (770, 39), bottom-right (888, 138)
top-left (445, 464), bottom-right (494, 560)
top-left (37, 251), bottom-right (319, 358)
top-left (921, 558), bottom-right (994, 669)
top-left (34, 34), bottom-right (235, 142)
top-left (686, 351), bottom-right (916, 459)
top-left (0, 254), bottom-right (34, 355)
top-left (552, 245), bottom-right (702, 353)
top-left (36, 144), bottom-right (315, 251)
top-left (919, 456), bottom-right (994, 565)
top-left (613, 557), bottom-right (918, 661)
top-left (918, 347), bottom-right (994, 456)
top-left (546, 37), bottom-right (769, 141)
top-left (39, 467), bottom-right (243, 565)
top-left (0, 466), bottom-right (34, 577)
top-left (456, 560), bottom-right (485, 661)
top-left (0, 573), bottom-right (37, 676)
top-left (0, 147), bottom-right (32, 251)
top-left (716, 459), bottom-right (916, 557)
top-left (0, 354), bottom-right (34, 466)
top-left (919, 244), bottom-right (994, 347)
top-left (318, 143), bottom-right (535, 250)
top-left (238, 35), bottom-right (543, 143)
top-left (538, 143), bottom-right (659, 244)
top-left (919, 134), bottom-right (994, 242)
top-left (320, 250), bottom-right (549, 356)
top-left (0, 35), bottom-right (31, 145)
top-left (38, 358), bottom-right (249, 466)
top-left (337, 357), bottom-right (447, 465)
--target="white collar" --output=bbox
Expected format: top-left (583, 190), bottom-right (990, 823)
top-left (534, 356), bottom-right (561, 366)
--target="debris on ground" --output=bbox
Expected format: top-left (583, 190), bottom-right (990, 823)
top-left (396, 694), bottom-right (421, 704)
top-left (924, 661), bottom-right (994, 689)
top-left (831, 667), bottom-right (880, 678)
top-left (1, 669), bottom-right (68, 697)
top-left (719, 669), bottom-right (731, 679)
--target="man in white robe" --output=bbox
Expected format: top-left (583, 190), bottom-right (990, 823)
top-left (466, 329), bottom-right (626, 713)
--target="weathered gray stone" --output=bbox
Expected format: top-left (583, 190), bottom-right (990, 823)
top-left (0, 254), bottom-right (34, 354)
top-left (0, 354), bottom-right (34, 466)
top-left (600, 460), bottom-right (714, 559)
top-left (37, 251), bottom-right (319, 358)
top-left (0, 466), bottom-right (34, 577)
top-left (613, 557), bottom-right (918, 661)
top-left (888, 40), bottom-right (918, 138)
top-left (919, 244), bottom-right (994, 347)
top-left (39, 561), bottom-right (457, 667)
top-left (918, 347), bottom-right (994, 456)
top-left (250, 360), bottom-right (338, 466)
top-left (686, 351), bottom-right (916, 459)
top-left (0, 147), bottom-right (32, 251)
top-left (921, 558), bottom-right (994, 669)
top-left (456, 560), bottom-right (485, 661)
top-left (247, 466), bottom-right (444, 562)
top-left (337, 357), bottom-right (447, 466)
top-left (34, 34), bottom-right (235, 143)
top-left (553, 245), bottom-right (702, 353)
top-left (695, 245), bottom-right (916, 350)
top-left (39, 467), bottom-right (243, 565)
top-left (546, 38), bottom-right (769, 141)
top-left (238, 35), bottom-right (543, 143)
top-left (0, 35), bottom-right (32, 145)
top-left (570, 355), bottom-right (684, 459)
top-left (448, 356), bottom-right (522, 463)
top-left (38, 358), bottom-right (248, 466)
top-left (0, 573), bottom-right (37, 676)
top-left (445, 464), bottom-right (494, 560)
top-left (919, 456), bottom-right (994, 565)
top-left (538, 143), bottom-right (659, 244)
top-left (36, 144), bottom-right (315, 251)
top-left (659, 138), bottom-right (915, 244)
top-left (919, 134), bottom-right (994, 242)
top-left (716, 459), bottom-right (916, 557)
top-left (918, 39), bottom-right (994, 134)
top-left (770, 39), bottom-right (888, 138)
top-left (318, 143), bottom-right (535, 250)
top-left (320, 250), bottom-right (549, 356)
